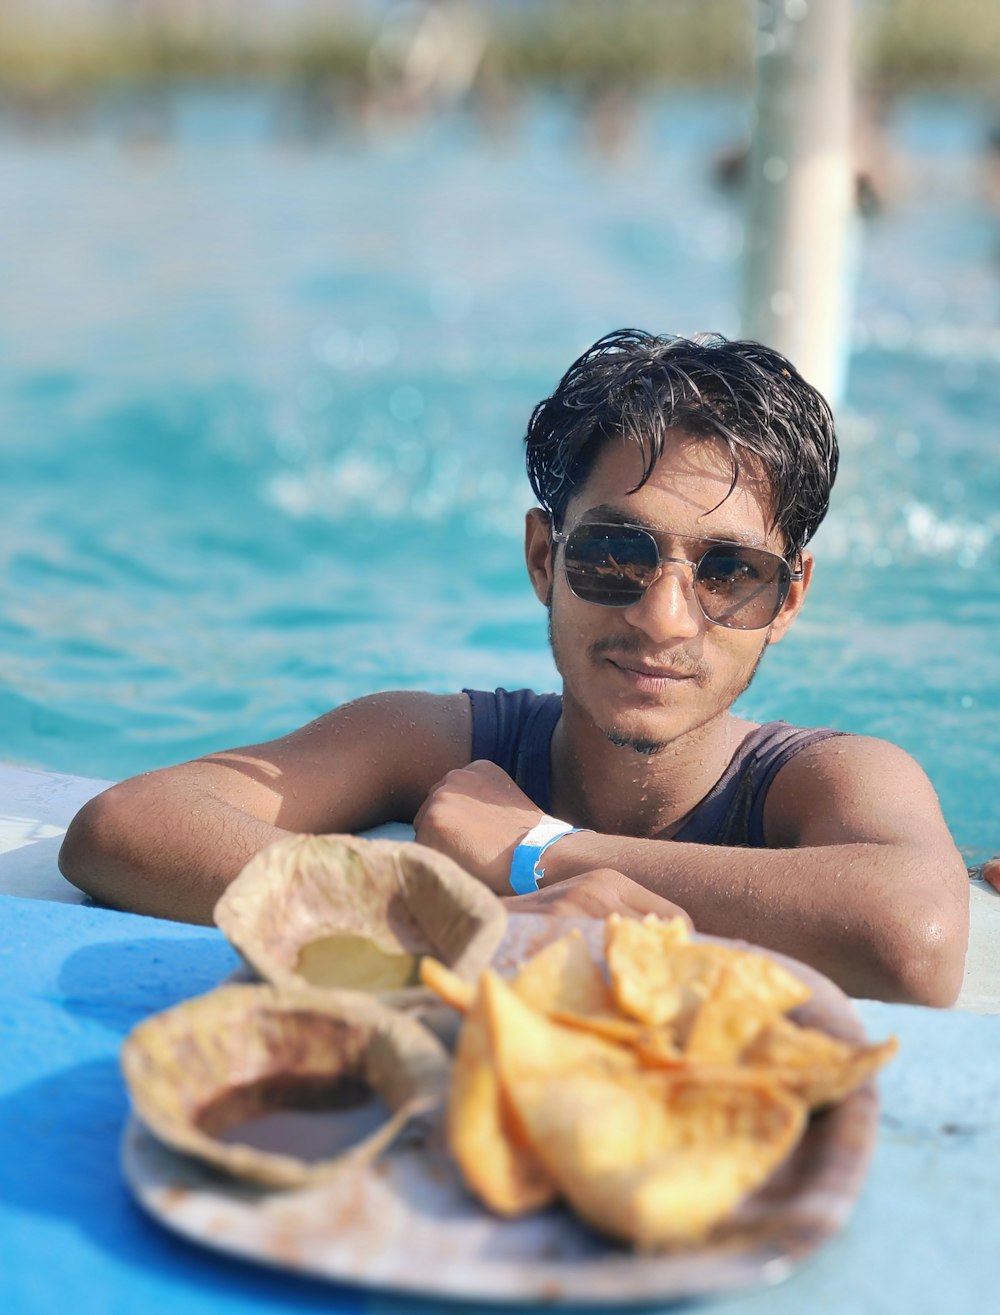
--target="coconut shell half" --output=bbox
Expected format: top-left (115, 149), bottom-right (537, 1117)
top-left (121, 983), bottom-right (451, 1188)
top-left (213, 834), bottom-right (507, 1009)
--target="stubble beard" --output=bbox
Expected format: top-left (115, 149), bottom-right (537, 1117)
top-left (603, 728), bottom-right (670, 756)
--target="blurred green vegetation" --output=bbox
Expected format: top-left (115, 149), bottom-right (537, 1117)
top-left (495, 1), bottom-right (750, 89)
top-left (864, 0), bottom-right (1000, 90)
top-left (1, 0), bottom-right (999, 97)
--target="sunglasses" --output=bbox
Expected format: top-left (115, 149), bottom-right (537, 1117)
top-left (550, 521), bottom-right (801, 631)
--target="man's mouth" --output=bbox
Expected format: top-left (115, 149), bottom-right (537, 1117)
top-left (607, 658), bottom-right (699, 683)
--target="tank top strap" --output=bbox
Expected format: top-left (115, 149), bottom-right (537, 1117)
top-left (672, 722), bottom-right (847, 848)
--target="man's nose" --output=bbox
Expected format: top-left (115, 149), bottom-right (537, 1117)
top-left (621, 562), bottom-right (702, 641)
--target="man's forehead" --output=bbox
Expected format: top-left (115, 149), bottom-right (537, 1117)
top-left (567, 432), bottom-right (781, 544)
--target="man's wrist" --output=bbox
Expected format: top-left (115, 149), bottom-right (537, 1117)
top-left (509, 816), bottom-right (590, 894)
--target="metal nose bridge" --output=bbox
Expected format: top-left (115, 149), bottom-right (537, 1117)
top-left (657, 552), bottom-right (701, 571)
top-left (632, 552), bottom-right (703, 617)
top-left (647, 551), bottom-right (702, 586)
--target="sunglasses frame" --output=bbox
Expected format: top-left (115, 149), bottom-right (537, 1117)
top-left (550, 520), bottom-right (803, 631)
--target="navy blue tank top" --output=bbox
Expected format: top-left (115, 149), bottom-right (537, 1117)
top-left (464, 687), bottom-right (845, 849)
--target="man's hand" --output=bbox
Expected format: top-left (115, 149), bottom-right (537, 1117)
top-left (982, 858), bottom-right (1000, 894)
top-left (413, 759), bottom-right (544, 894)
top-left (505, 868), bottom-right (693, 925)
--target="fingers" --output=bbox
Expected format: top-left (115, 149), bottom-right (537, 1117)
top-left (411, 792), bottom-right (429, 833)
top-left (584, 868), bottom-right (693, 926)
top-left (506, 868), bottom-right (692, 927)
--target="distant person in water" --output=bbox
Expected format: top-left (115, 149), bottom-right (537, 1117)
top-left (59, 330), bottom-right (969, 1005)
top-left (981, 859), bottom-right (1000, 893)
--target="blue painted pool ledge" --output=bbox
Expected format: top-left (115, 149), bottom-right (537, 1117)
top-left (2, 762), bottom-right (998, 1013)
top-left (2, 889), bottom-right (999, 1314)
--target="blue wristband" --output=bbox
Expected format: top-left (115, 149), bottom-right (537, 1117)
top-left (509, 816), bottom-right (587, 895)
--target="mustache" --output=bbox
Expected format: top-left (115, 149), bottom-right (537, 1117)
top-left (588, 635), bottom-right (713, 683)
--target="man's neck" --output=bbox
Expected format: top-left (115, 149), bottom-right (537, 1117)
top-left (548, 700), bottom-right (756, 839)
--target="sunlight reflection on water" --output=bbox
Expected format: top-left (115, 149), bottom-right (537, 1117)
top-left (1, 89), bottom-right (998, 858)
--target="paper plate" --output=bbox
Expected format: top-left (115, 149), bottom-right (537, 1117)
top-left (122, 914), bottom-right (880, 1306)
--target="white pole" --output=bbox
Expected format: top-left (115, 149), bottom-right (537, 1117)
top-left (741, 0), bottom-right (855, 406)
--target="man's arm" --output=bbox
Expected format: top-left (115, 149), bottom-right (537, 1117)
top-left (58, 691), bottom-right (472, 924)
top-left (412, 738), bottom-right (970, 1006)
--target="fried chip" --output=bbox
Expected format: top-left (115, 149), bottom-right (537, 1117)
top-left (606, 914), bottom-right (811, 1038)
top-left (742, 1015), bottom-right (899, 1109)
top-left (514, 930), bottom-right (615, 1016)
top-left (483, 968), bottom-right (639, 1076)
top-left (684, 962), bottom-right (785, 1064)
top-left (552, 1010), bottom-right (650, 1047)
top-left (440, 916), bottom-right (896, 1248)
top-left (713, 947), bottom-right (812, 1016)
top-left (445, 985), bottom-right (555, 1216)
top-left (632, 1027), bottom-right (686, 1069)
top-left (605, 913), bottom-right (703, 1029)
top-left (511, 929), bottom-right (656, 1045)
top-left (419, 956), bottom-right (474, 1014)
top-left (480, 971), bottom-right (807, 1247)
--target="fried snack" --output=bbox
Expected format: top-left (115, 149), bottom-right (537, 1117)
top-left (683, 962), bottom-right (788, 1064)
top-left (631, 1028), bottom-right (686, 1069)
top-left (605, 914), bottom-right (810, 1040)
top-left (479, 970), bottom-right (807, 1247)
top-left (552, 1011), bottom-right (652, 1046)
top-left (513, 930), bottom-right (616, 1015)
top-left (445, 962), bottom-right (634, 1217)
top-left (741, 1015), bottom-right (900, 1109)
top-left (439, 915), bottom-right (897, 1248)
top-left (419, 956), bottom-right (474, 1014)
top-left (445, 984), bottom-right (555, 1216)
top-left (513, 929), bottom-right (650, 1044)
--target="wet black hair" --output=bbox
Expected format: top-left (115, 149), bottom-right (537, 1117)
top-left (524, 329), bottom-right (839, 558)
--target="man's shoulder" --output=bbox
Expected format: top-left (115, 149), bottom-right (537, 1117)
top-left (338, 688), bottom-right (472, 728)
top-left (763, 724), bottom-right (911, 770)
top-left (334, 687), bottom-right (561, 763)
top-left (734, 719), bottom-right (852, 797)
top-left (762, 727), bottom-right (941, 846)
top-left (296, 689), bottom-right (475, 824)
top-left (759, 722), bottom-right (930, 790)
top-left (312, 689), bottom-right (474, 770)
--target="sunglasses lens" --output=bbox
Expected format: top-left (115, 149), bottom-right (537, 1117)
top-left (694, 546), bottom-right (791, 629)
top-left (559, 524), bottom-right (793, 628)
top-left (563, 525), bottom-right (659, 606)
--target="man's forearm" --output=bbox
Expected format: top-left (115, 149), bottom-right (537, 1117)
top-left (58, 780), bottom-right (291, 925)
top-left (537, 831), bottom-right (969, 1005)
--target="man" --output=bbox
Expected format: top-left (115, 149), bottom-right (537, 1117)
top-left (59, 330), bottom-right (969, 1005)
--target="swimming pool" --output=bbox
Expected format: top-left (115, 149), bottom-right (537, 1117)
top-left (2, 89), bottom-right (998, 864)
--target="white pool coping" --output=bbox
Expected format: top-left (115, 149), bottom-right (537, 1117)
top-left (2, 761), bottom-right (996, 1014)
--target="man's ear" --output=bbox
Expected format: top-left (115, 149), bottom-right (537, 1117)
top-left (766, 550), bottom-right (813, 645)
top-left (525, 508), bottom-right (554, 606)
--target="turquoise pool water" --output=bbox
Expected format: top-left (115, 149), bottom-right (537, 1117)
top-left (2, 90), bottom-right (998, 863)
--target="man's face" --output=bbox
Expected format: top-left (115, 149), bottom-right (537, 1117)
top-left (525, 432), bottom-right (810, 754)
